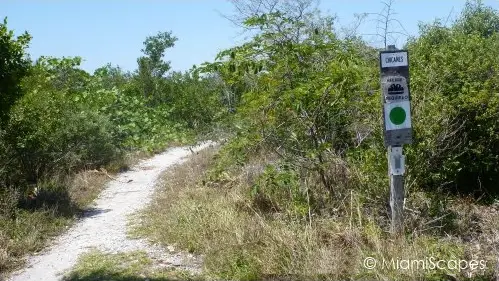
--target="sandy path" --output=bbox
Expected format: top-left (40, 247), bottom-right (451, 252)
top-left (7, 142), bottom-right (214, 281)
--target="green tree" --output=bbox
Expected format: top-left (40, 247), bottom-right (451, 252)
top-left (93, 63), bottom-right (131, 91)
top-left (203, 10), bottom-right (379, 204)
top-left (165, 70), bottom-right (224, 129)
top-left (455, 0), bottom-right (499, 37)
top-left (406, 0), bottom-right (499, 197)
top-left (136, 31), bottom-right (177, 100)
top-left (22, 56), bottom-right (90, 95)
top-left (0, 17), bottom-right (32, 126)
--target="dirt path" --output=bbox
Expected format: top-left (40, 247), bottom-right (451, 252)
top-left (6, 142), bottom-right (214, 281)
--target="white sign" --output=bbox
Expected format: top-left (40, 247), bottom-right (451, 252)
top-left (381, 51), bottom-right (408, 68)
top-left (382, 76), bottom-right (409, 103)
top-left (389, 146), bottom-right (405, 175)
top-left (384, 101), bottom-right (412, 131)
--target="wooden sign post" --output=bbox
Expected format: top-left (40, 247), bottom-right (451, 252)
top-left (379, 45), bottom-right (412, 235)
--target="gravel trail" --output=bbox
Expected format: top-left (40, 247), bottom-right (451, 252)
top-left (7, 142), bottom-right (214, 281)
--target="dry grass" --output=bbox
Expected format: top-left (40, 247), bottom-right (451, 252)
top-left (0, 206), bottom-right (73, 276)
top-left (63, 250), bottom-right (203, 281)
top-left (71, 149), bottom-right (154, 208)
top-left (133, 148), bottom-right (499, 280)
top-left (70, 171), bottom-right (111, 209)
top-left (0, 150), bottom-right (152, 279)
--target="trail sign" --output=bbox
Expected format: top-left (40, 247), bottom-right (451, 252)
top-left (380, 46), bottom-right (411, 236)
top-left (380, 52), bottom-right (408, 68)
top-left (382, 76), bottom-right (409, 103)
top-left (384, 101), bottom-right (412, 130)
top-left (380, 50), bottom-right (413, 146)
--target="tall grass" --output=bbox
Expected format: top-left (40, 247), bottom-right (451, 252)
top-left (133, 146), bottom-right (498, 281)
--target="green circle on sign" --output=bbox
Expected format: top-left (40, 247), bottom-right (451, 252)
top-left (389, 107), bottom-right (406, 125)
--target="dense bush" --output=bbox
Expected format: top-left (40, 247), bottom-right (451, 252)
top-left (406, 1), bottom-right (499, 197)
top-left (205, 0), bottom-right (499, 227)
top-left (4, 90), bottom-right (118, 186)
top-left (165, 70), bottom-right (226, 130)
top-left (76, 85), bottom-right (186, 152)
top-left (0, 14), bottom-right (229, 276)
top-left (202, 10), bottom-right (382, 215)
top-left (0, 18), bottom-right (31, 126)
top-left (0, 21), bottom-right (225, 204)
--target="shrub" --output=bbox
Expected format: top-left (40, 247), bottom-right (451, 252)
top-left (251, 163), bottom-right (308, 217)
top-left (4, 90), bottom-right (118, 188)
top-left (406, 5), bottom-right (499, 197)
top-left (0, 18), bottom-right (31, 125)
top-left (81, 87), bottom-right (188, 152)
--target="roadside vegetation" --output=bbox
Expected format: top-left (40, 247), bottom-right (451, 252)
top-left (132, 0), bottom-right (499, 280)
top-left (0, 18), bottom-right (225, 276)
top-left (63, 250), bottom-right (203, 281)
top-left (2, 0), bottom-right (499, 280)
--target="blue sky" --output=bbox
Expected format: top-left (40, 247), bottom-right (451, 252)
top-left (2, 0), bottom-right (498, 74)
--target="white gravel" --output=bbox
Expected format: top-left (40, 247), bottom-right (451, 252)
top-left (6, 142), bottom-right (214, 281)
